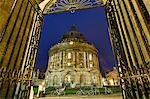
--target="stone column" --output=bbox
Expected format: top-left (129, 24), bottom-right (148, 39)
top-left (73, 51), bottom-right (75, 68)
top-left (61, 51), bottom-right (63, 68)
top-left (75, 51), bottom-right (77, 68)
top-left (96, 54), bottom-right (99, 69)
top-left (63, 51), bottom-right (66, 69)
top-left (59, 51), bottom-right (62, 69)
top-left (53, 54), bottom-right (55, 69)
top-left (87, 52), bottom-right (89, 69)
top-left (84, 52), bottom-right (86, 68)
top-left (93, 54), bottom-right (96, 69)
top-left (76, 52), bottom-right (79, 68)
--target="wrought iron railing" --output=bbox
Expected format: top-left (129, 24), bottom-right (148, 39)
top-left (0, 0), bottom-right (43, 99)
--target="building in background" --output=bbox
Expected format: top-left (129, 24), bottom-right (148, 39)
top-left (45, 26), bottom-right (102, 88)
top-left (33, 69), bottom-right (45, 97)
top-left (106, 67), bottom-right (120, 86)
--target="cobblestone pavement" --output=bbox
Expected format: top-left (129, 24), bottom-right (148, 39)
top-left (35, 94), bottom-right (122, 99)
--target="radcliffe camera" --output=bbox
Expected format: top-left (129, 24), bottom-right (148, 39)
top-left (0, 0), bottom-right (149, 99)
top-left (45, 26), bottom-right (102, 88)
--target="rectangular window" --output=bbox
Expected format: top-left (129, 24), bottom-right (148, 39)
top-left (67, 62), bottom-right (71, 66)
top-left (89, 54), bottom-right (92, 60)
top-left (68, 52), bottom-right (71, 59)
top-left (90, 64), bottom-right (93, 68)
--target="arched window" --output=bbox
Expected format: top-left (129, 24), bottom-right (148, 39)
top-left (80, 74), bottom-right (85, 84)
top-left (53, 75), bottom-right (58, 86)
top-left (92, 75), bottom-right (97, 84)
top-left (64, 74), bottom-right (71, 83)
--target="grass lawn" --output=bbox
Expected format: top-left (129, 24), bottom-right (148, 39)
top-left (44, 86), bottom-right (122, 95)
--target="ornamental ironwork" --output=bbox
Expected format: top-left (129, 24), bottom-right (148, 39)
top-left (105, 0), bottom-right (150, 98)
top-left (44, 0), bottom-right (103, 14)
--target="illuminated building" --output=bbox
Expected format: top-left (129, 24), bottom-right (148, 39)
top-left (106, 67), bottom-right (120, 86)
top-left (0, 0), bottom-right (149, 98)
top-left (45, 26), bottom-right (102, 88)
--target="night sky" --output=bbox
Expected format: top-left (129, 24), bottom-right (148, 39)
top-left (35, 7), bottom-right (115, 75)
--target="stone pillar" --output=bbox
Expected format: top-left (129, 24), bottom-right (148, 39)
top-left (84, 52), bottom-right (86, 68)
top-left (87, 52), bottom-right (89, 69)
top-left (93, 54), bottom-right (97, 69)
top-left (61, 51), bottom-right (63, 68)
top-left (63, 51), bottom-right (66, 68)
top-left (59, 51), bottom-right (62, 69)
top-left (76, 52), bottom-right (79, 68)
top-left (75, 51), bottom-right (77, 68)
top-left (73, 51), bottom-right (76, 68)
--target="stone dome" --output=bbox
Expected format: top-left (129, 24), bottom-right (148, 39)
top-left (61, 26), bottom-right (87, 43)
top-left (49, 26), bottom-right (97, 54)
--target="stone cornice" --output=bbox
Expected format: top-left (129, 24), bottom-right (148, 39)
top-left (49, 42), bottom-right (98, 56)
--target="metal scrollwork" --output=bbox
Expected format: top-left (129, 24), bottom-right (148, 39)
top-left (105, 0), bottom-right (150, 98)
top-left (0, 65), bottom-right (34, 88)
top-left (44, 0), bottom-right (103, 14)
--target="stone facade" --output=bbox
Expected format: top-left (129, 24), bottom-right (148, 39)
top-left (106, 67), bottom-right (120, 86)
top-left (45, 26), bottom-right (102, 88)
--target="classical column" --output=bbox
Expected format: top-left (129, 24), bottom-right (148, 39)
top-left (73, 51), bottom-right (76, 68)
top-left (63, 51), bottom-right (66, 68)
top-left (84, 52), bottom-right (86, 68)
top-left (93, 54), bottom-right (97, 69)
top-left (85, 51), bottom-right (88, 68)
top-left (76, 51), bottom-right (79, 68)
top-left (61, 51), bottom-right (63, 68)
top-left (96, 54), bottom-right (99, 69)
top-left (59, 51), bottom-right (62, 69)
top-left (54, 54), bottom-right (56, 69)
top-left (87, 52), bottom-right (89, 69)
top-left (75, 51), bottom-right (77, 68)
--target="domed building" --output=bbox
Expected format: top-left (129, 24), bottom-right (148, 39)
top-left (45, 26), bottom-right (102, 88)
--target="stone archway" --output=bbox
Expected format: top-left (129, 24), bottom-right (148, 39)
top-left (92, 75), bottom-right (96, 84)
top-left (80, 74), bottom-right (86, 86)
top-left (63, 71), bottom-right (75, 87)
top-left (0, 0), bottom-right (149, 99)
top-left (39, 1), bottom-right (150, 97)
top-left (64, 74), bottom-right (72, 83)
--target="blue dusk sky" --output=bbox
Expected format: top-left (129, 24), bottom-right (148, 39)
top-left (35, 7), bottom-right (115, 75)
